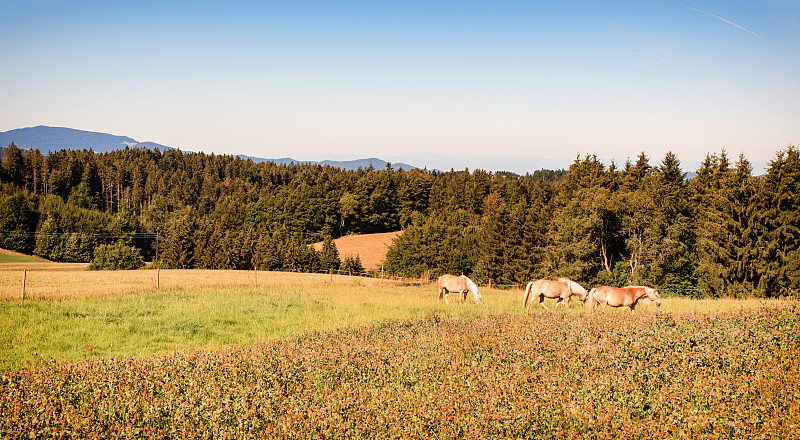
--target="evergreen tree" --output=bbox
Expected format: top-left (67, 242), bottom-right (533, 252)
top-left (757, 146), bottom-right (800, 296)
top-left (691, 151), bottom-right (760, 296)
top-left (692, 152), bottom-right (730, 296)
top-left (651, 152), bottom-right (695, 293)
top-left (161, 207), bottom-right (197, 268)
top-left (320, 236), bottom-right (341, 272)
top-left (2, 143), bottom-right (25, 187)
top-left (340, 254), bottom-right (365, 275)
top-left (0, 188), bottom-right (39, 253)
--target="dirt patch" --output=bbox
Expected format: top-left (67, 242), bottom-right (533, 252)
top-left (312, 231), bottom-right (402, 270)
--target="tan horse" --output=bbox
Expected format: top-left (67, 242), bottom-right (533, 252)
top-left (437, 274), bottom-right (482, 304)
top-left (587, 285), bottom-right (661, 312)
top-left (523, 277), bottom-right (588, 310)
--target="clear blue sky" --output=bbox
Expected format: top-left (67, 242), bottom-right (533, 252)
top-left (2, 0), bottom-right (798, 169)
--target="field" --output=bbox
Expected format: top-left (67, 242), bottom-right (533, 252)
top-left (311, 231), bottom-right (402, 270)
top-left (1, 264), bottom-right (799, 438)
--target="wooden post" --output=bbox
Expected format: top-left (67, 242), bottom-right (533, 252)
top-left (22, 269), bottom-right (27, 301)
top-left (157, 268), bottom-right (160, 290)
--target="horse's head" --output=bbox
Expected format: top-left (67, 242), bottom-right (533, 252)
top-left (645, 287), bottom-right (661, 307)
top-left (559, 277), bottom-right (588, 304)
top-left (465, 277), bottom-right (482, 304)
top-left (472, 284), bottom-right (483, 304)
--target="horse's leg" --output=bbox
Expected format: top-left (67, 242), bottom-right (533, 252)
top-left (539, 295), bottom-right (550, 311)
top-left (438, 288), bottom-right (444, 304)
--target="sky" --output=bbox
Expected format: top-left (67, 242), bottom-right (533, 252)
top-left (2, 0), bottom-right (798, 173)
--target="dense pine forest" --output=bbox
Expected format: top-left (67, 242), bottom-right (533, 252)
top-left (1, 143), bottom-right (798, 297)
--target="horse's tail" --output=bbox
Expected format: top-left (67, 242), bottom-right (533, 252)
top-left (587, 288), bottom-right (596, 313)
top-left (523, 281), bottom-right (534, 308)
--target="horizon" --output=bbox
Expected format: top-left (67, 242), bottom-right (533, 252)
top-left (0, 124), bottom-right (771, 175)
top-left (2, 1), bottom-right (797, 169)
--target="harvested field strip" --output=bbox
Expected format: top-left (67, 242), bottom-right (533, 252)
top-left (0, 268), bottom-right (399, 301)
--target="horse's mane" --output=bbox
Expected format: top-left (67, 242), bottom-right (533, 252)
top-left (463, 276), bottom-right (478, 290)
top-left (558, 277), bottom-right (588, 294)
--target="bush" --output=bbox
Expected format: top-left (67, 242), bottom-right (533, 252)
top-left (340, 254), bottom-right (364, 275)
top-left (88, 241), bottom-right (145, 270)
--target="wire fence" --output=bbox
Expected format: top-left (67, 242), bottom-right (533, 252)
top-left (3, 232), bottom-right (796, 300)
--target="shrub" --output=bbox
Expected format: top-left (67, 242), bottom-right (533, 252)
top-left (340, 254), bottom-right (364, 275)
top-left (88, 241), bottom-right (145, 270)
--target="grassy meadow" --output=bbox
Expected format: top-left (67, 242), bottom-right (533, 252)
top-left (2, 266), bottom-right (798, 438)
top-left (0, 267), bottom-right (782, 370)
top-left (1, 269), bottom-right (520, 370)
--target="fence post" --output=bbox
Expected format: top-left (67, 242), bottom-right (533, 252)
top-left (22, 269), bottom-right (27, 301)
top-left (157, 268), bottom-right (160, 290)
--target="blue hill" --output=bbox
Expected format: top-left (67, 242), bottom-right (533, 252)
top-left (0, 126), bottom-right (417, 172)
top-left (0, 126), bottom-right (146, 153)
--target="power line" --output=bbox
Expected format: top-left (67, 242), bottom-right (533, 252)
top-left (0, 231), bottom-right (159, 239)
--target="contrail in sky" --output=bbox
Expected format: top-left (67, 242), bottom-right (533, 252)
top-left (654, 1), bottom-right (762, 39)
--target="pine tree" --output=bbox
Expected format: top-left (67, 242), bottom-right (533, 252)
top-left (757, 146), bottom-right (800, 296)
top-left (161, 207), bottom-right (197, 269)
top-left (691, 151), bottom-right (760, 297)
top-left (341, 254), bottom-right (364, 275)
top-left (651, 152), bottom-right (695, 293)
top-left (0, 189), bottom-right (39, 253)
top-left (320, 236), bottom-right (341, 272)
top-left (2, 143), bottom-right (25, 187)
top-left (692, 152), bottom-right (730, 296)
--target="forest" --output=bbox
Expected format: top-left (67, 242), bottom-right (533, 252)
top-left (0, 142), bottom-right (798, 297)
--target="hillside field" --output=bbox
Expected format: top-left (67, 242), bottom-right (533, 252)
top-left (311, 231), bottom-right (402, 270)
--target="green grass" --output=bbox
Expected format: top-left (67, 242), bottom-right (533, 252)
top-left (0, 284), bottom-right (525, 370)
top-left (0, 281), bottom-right (782, 371)
top-left (0, 252), bottom-right (44, 264)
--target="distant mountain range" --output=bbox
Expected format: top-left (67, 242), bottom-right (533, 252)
top-left (0, 126), bottom-right (418, 172)
top-left (0, 126), bottom-right (172, 153)
top-left (2, 125), bottom-right (738, 176)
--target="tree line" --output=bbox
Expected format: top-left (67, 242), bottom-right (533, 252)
top-left (0, 142), bottom-right (797, 297)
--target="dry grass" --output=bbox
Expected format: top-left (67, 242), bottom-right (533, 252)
top-left (0, 267), bottom-right (407, 301)
top-left (311, 231), bottom-right (401, 270)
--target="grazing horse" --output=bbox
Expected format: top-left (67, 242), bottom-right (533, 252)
top-left (523, 277), bottom-right (588, 310)
top-left (587, 285), bottom-right (661, 312)
top-left (437, 274), bottom-right (482, 304)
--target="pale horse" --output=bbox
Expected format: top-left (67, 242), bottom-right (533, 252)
top-left (586, 285), bottom-right (661, 312)
top-left (523, 277), bottom-right (588, 310)
top-left (436, 274), bottom-right (482, 304)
